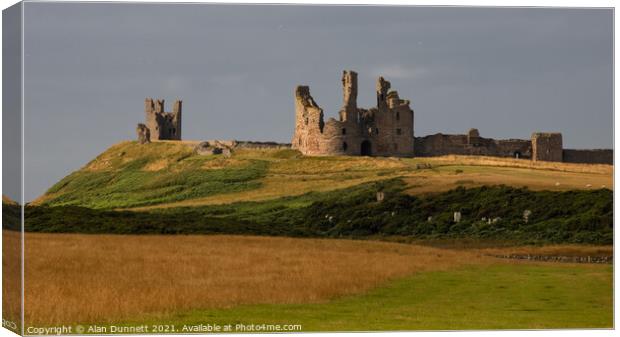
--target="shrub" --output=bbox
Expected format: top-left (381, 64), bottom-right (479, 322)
top-left (24, 179), bottom-right (613, 245)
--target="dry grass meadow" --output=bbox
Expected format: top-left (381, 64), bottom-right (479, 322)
top-left (5, 230), bottom-right (610, 327)
top-left (13, 230), bottom-right (497, 325)
top-left (3, 230), bottom-right (21, 327)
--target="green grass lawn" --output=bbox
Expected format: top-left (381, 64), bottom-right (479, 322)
top-left (130, 263), bottom-right (612, 332)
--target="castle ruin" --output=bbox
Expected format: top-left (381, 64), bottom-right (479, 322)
top-left (131, 73), bottom-right (611, 165)
top-left (142, 98), bottom-right (182, 140)
top-left (292, 70), bottom-right (414, 157)
top-left (292, 70), bottom-right (612, 164)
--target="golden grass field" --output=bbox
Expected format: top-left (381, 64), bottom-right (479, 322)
top-left (2, 230), bottom-right (21, 327)
top-left (16, 231), bottom-right (489, 325)
top-left (1, 230), bottom-right (610, 327)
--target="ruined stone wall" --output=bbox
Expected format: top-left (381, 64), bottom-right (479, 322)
top-left (563, 149), bottom-right (613, 165)
top-left (290, 71), bottom-right (607, 164)
top-left (292, 70), bottom-right (414, 157)
top-left (136, 123), bottom-right (151, 144)
top-left (414, 130), bottom-right (532, 158)
top-left (320, 118), bottom-right (363, 155)
top-left (370, 78), bottom-right (415, 156)
top-left (532, 132), bottom-right (562, 162)
top-left (199, 140), bottom-right (291, 150)
top-left (495, 139), bottom-right (533, 158)
top-left (414, 134), bottom-right (468, 156)
top-left (291, 86), bottom-right (326, 155)
top-left (144, 98), bottom-right (182, 141)
top-left (236, 141), bottom-right (292, 150)
top-left (408, 130), bottom-right (612, 164)
top-left (172, 100), bottom-right (182, 140)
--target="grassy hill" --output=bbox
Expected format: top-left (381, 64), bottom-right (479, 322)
top-left (13, 141), bottom-right (613, 244)
top-left (33, 140), bottom-right (613, 210)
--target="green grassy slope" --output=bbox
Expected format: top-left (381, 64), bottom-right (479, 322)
top-left (34, 141), bottom-right (612, 210)
top-left (38, 141), bottom-right (269, 208)
top-left (128, 263), bottom-right (612, 331)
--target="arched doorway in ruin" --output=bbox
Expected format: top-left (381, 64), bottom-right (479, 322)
top-left (361, 140), bottom-right (372, 156)
top-left (514, 151), bottom-right (522, 159)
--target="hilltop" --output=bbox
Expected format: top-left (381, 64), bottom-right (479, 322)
top-left (2, 195), bottom-right (17, 205)
top-left (33, 140), bottom-right (612, 210)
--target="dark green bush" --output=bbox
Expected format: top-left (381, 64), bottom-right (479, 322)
top-left (21, 179), bottom-right (613, 244)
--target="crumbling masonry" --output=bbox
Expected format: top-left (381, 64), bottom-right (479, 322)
top-left (292, 70), bottom-right (414, 157)
top-left (291, 70), bottom-right (612, 164)
top-left (141, 98), bottom-right (182, 141)
top-left (130, 73), bottom-right (611, 165)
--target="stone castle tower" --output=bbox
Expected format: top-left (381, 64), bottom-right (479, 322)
top-left (144, 98), bottom-right (182, 140)
top-left (292, 70), bottom-right (414, 157)
top-left (531, 132), bottom-right (563, 162)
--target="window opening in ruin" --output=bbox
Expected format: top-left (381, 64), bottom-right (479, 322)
top-left (342, 128), bottom-right (346, 135)
top-left (396, 112), bottom-right (400, 121)
top-left (361, 140), bottom-right (372, 156)
top-left (396, 128), bottom-right (402, 135)
top-left (375, 128), bottom-right (379, 134)
top-left (514, 151), bottom-right (522, 159)
top-left (343, 142), bottom-right (348, 151)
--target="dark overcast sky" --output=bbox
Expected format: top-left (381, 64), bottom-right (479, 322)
top-left (19, 3), bottom-right (613, 201)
